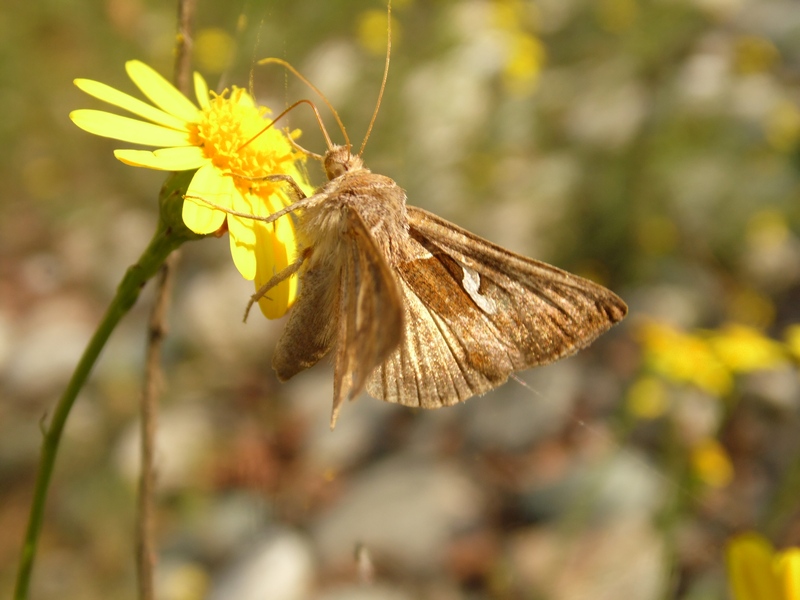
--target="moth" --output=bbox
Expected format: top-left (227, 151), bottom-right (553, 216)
top-left (247, 144), bottom-right (626, 428)
top-left (243, 17), bottom-right (626, 428)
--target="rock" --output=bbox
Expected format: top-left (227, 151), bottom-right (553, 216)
top-left (518, 448), bottom-right (665, 524)
top-left (312, 456), bottom-right (485, 574)
top-left (114, 403), bottom-right (215, 492)
top-left (461, 361), bottom-right (581, 451)
top-left (510, 516), bottom-right (665, 600)
top-left (314, 584), bottom-right (414, 600)
top-left (208, 528), bottom-right (314, 600)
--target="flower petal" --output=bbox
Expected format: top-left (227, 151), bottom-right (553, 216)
top-left (194, 72), bottom-right (211, 110)
top-left (126, 60), bottom-right (200, 123)
top-left (115, 146), bottom-right (208, 170)
top-left (71, 110), bottom-right (194, 147)
top-left (227, 192), bottom-right (258, 280)
top-left (114, 146), bottom-right (209, 171)
top-left (727, 533), bottom-right (783, 600)
top-left (776, 549), bottom-right (800, 600)
top-left (74, 78), bottom-right (190, 131)
top-left (183, 163), bottom-right (230, 234)
top-left (254, 191), bottom-right (298, 319)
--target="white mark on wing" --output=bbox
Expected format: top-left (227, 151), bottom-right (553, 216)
top-left (461, 266), bottom-right (497, 314)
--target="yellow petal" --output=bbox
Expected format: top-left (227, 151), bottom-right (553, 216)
top-left (182, 163), bottom-right (229, 234)
top-left (74, 78), bottom-right (189, 131)
top-left (71, 110), bottom-right (194, 147)
top-left (776, 548), bottom-right (800, 600)
top-left (114, 146), bottom-right (207, 170)
top-left (727, 533), bottom-right (783, 600)
top-left (125, 60), bottom-right (200, 123)
top-left (255, 190), bottom-right (298, 319)
top-left (691, 437), bottom-right (734, 488)
top-left (194, 72), bottom-right (211, 110)
top-left (227, 192), bottom-right (258, 280)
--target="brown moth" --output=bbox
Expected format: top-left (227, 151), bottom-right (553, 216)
top-left (248, 143), bottom-right (626, 428)
top-left (245, 11), bottom-right (627, 429)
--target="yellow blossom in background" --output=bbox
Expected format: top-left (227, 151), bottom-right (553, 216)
top-left (785, 325), bottom-right (800, 362)
top-left (357, 9), bottom-right (401, 56)
top-left (638, 321), bottom-right (732, 395)
top-left (766, 100), bottom-right (800, 152)
top-left (727, 533), bottom-right (800, 600)
top-left (708, 324), bottom-right (787, 373)
top-left (596, 0), bottom-right (639, 34)
top-left (746, 210), bottom-right (791, 253)
top-left (491, 0), bottom-right (545, 96)
top-left (690, 437), bottom-right (733, 488)
top-left (727, 286), bottom-right (777, 329)
top-left (637, 320), bottom-right (795, 397)
top-left (626, 375), bottom-right (669, 419)
top-left (735, 35), bottom-right (780, 75)
top-left (70, 61), bottom-right (313, 319)
top-left (502, 33), bottom-right (545, 96)
top-left (194, 28), bottom-right (236, 75)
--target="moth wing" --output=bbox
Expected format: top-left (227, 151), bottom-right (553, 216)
top-left (272, 259), bottom-right (338, 382)
top-left (366, 206), bottom-right (627, 408)
top-left (331, 206), bottom-right (405, 426)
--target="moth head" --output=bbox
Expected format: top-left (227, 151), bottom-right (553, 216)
top-left (324, 144), bottom-right (364, 180)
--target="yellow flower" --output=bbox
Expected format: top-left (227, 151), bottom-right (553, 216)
top-left (727, 533), bottom-right (800, 600)
top-left (638, 321), bottom-right (732, 396)
top-left (690, 437), bottom-right (733, 488)
top-left (708, 324), bottom-right (787, 373)
top-left (626, 375), bottom-right (669, 419)
top-left (785, 325), bottom-right (800, 362)
top-left (70, 60), bottom-right (312, 318)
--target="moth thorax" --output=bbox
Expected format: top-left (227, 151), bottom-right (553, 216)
top-left (324, 145), bottom-right (364, 180)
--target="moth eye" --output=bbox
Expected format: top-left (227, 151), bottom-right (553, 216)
top-left (324, 160), bottom-right (344, 179)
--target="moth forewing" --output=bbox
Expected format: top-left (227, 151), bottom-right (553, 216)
top-left (364, 206), bottom-right (627, 409)
top-left (408, 206), bottom-right (627, 350)
top-left (331, 207), bottom-right (404, 426)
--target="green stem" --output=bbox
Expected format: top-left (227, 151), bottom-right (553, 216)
top-left (14, 172), bottom-right (199, 600)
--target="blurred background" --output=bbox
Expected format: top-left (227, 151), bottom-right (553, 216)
top-left (2, 0), bottom-right (800, 598)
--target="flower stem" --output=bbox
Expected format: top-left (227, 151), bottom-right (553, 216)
top-left (14, 172), bottom-right (199, 600)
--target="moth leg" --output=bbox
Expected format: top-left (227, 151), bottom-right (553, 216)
top-left (243, 247), bottom-right (312, 321)
top-left (254, 173), bottom-right (307, 203)
top-left (187, 192), bottom-right (317, 225)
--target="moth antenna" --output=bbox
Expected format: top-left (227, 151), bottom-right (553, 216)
top-left (239, 98), bottom-right (330, 158)
top-left (358, 0), bottom-right (392, 157)
top-left (288, 136), bottom-right (325, 161)
top-left (258, 57), bottom-right (350, 152)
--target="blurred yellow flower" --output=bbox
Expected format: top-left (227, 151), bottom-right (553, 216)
top-left (503, 33), bottom-right (545, 95)
top-left (727, 533), bottom-right (800, 600)
top-left (766, 100), bottom-right (800, 152)
top-left (357, 9), bottom-right (401, 55)
top-left (491, 0), bottom-right (545, 96)
top-left (746, 210), bottom-right (791, 252)
top-left (735, 35), bottom-right (780, 75)
top-left (194, 28), bottom-right (236, 74)
top-left (626, 375), bottom-right (669, 419)
top-left (690, 437), bottom-right (733, 488)
top-left (70, 60), bottom-right (313, 318)
top-left (596, 0), bottom-right (639, 34)
top-left (638, 321), bottom-right (732, 395)
top-left (785, 325), bottom-right (800, 362)
top-left (638, 320), bottom-right (794, 397)
top-left (727, 285), bottom-right (776, 329)
top-left (708, 324), bottom-right (787, 373)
